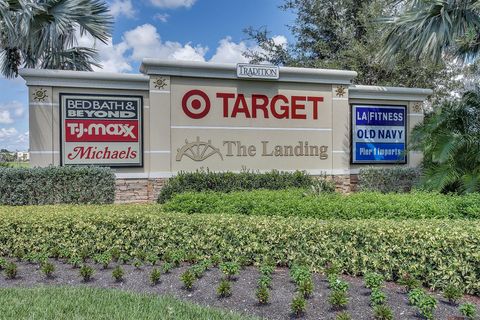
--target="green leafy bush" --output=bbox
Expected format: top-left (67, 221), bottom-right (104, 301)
top-left (4, 262), bottom-right (17, 279)
top-left (0, 206), bottom-right (479, 294)
top-left (290, 294), bottom-right (306, 317)
top-left (163, 189), bottom-right (480, 219)
top-left (112, 266), bottom-right (124, 282)
top-left (150, 268), bottom-right (161, 285)
top-left (158, 170), bottom-right (314, 203)
top-left (79, 265), bottom-right (94, 282)
top-left (335, 312), bottom-right (352, 320)
top-left (443, 284), bottom-right (464, 304)
top-left (373, 305), bottom-right (393, 320)
top-left (398, 273), bottom-right (421, 291)
top-left (298, 279), bottom-right (314, 298)
top-left (255, 285), bottom-right (269, 305)
top-left (416, 295), bottom-right (437, 320)
top-left (41, 262), bottom-right (55, 278)
top-left (459, 303), bottom-right (477, 320)
top-left (358, 167), bottom-right (421, 193)
top-left (329, 289), bottom-right (348, 310)
top-left (180, 270), bottom-right (196, 290)
top-left (365, 272), bottom-right (384, 290)
top-left (0, 166), bottom-right (115, 205)
top-left (216, 279), bottom-right (232, 298)
top-left (220, 262), bottom-right (240, 281)
top-left (408, 289), bottom-right (426, 306)
top-left (370, 288), bottom-right (387, 306)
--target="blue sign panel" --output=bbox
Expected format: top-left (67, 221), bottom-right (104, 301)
top-left (352, 105), bottom-right (407, 164)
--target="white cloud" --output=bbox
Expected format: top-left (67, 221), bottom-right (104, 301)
top-left (272, 35), bottom-right (288, 48)
top-left (77, 33), bottom-right (132, 73)
top-left (210, 37), bottom-right (249, 63)
top-left (123, 24), bottom-right (208, 61)
top-left (109, 0), bottom-right (136, 18)
top-left (149, 0), bottom-right (196, 8)
top-left (154, 13), bottom-right (169, 22)
top-left (0, 101), bottom-right (24, 125)
top-left (0, 128), bottom-right (18, 140)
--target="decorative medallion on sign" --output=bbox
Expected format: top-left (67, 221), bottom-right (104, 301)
top-left (33, 88), bottom-right (48, 102)
top-left (335, 85), bottom-right (347, 98)
top-left (176, 136), bottom-right (223, 162)
top-left (412, 102), bottom-right (423, 113)
top-left (153, 77), bottom-right (168, 90)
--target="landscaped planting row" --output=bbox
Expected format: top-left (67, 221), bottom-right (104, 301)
top-left (162, 189), bottom-right (480, 219)
top-left (0, 258), bottom-right (477, 320)
top-left (0, 205), bottom-right (478, 294)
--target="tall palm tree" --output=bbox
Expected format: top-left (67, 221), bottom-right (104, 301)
top-left (410, 89), bottom-right (480, 193)
top-left (382, 0), bottom-right (480, 63)
top-left (0, 0), bottom-right (112, 78)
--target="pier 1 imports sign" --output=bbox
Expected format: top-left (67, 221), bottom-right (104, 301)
top-left (60, 94), bottom-right (143, 167)
top-left (351, 104), bottom-right (406, 164)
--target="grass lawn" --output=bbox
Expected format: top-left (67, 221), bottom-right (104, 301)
top-left (0, 286), bottom-right (256, 320)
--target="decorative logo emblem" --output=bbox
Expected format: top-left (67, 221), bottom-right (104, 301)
top-left (412, 102), bottom-right (423, 113)
top-left (176, 136), bottom-right (223, 162)
top-left (33, 88), bottom-right (48, 102)
top-left (335, 85), bottom-right (347, 98)
top-left (153, 77), bottom-right (168, 90)
top-left (182, 89), bottom-right (211, 119)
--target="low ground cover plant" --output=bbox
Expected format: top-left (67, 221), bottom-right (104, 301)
top-left (150, 268), bottom-right (161, 285)
top-left (162, 189), bottom-right (480, 219)
top-left (459, 303), bottom-right (477, 320)
top-left (4, 261), bottom-right (17, 279)
top-left (290, 294), bottom-right (306, 317)
top-left (158, 170), bottom-right (314, 203)
top-left (358, 167), bottom-right (420, 193)
top-left (80, 265), bottom-right (94, 282)
top-left (0, 206), bottom-right (479, 294)
top-left (180, 270), bottom-right (196, 290)
top-left (443, 284), bottom-right (464, 304)
top-left (0, 166), bottom-right (115, 205)
top-left (373, 305), bottom-right (394, 320)
top-left (217, 279), bottom-right (232, 298)
top-left (112, 266), bottom-right (124, 282)
top-left (220, 262), bottom-right (240, 281)
top-left (41, 261), bottom-right (55, 278)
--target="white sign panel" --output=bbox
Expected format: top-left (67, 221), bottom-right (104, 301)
top-left (236, 63), bottom-right (280, 80)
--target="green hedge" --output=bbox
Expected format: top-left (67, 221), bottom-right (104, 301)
top-left (157, 170), bottom-right (314, 203)
top-left (0, 166), bottom-right (115, 205)
top-left (162, 189), bottom-right (480, 219)
top-left (358, 167), bottom-right (421, 193)
top-left (0, 205), bottom-right (478, 294)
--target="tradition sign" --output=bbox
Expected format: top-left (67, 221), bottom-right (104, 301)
top-left (60, 94), bottom-right (143, 167)
top-left (236, 63), bottom-right (280, 80)
top-left (351, 104), bottom-right (407, 164)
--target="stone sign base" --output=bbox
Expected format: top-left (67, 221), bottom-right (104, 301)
top-left (114, 175), bottom-right (359, 204)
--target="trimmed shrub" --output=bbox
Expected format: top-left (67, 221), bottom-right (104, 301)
top-left (0, 206), bottom-right (479, 294)
top-left (157, 170), bottom-right (313, 203)
top-left (0, 166), bottom-right (115, 205)
top-left (358, 167), bottom-right (421, 193)
top-left (162, 189), bottom-right (480, 219)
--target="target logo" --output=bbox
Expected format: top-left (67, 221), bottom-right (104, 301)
top-left (182, 90), bottom-right (211, 119)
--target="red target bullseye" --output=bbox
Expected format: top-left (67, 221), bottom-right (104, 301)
top-left (182, 90), bottom-right (211, 119)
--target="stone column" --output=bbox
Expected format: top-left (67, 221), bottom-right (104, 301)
top-left (29, 86), bottom-right (56, 167)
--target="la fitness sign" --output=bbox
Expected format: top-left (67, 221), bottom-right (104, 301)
top-left (60, 94), bottom-right (143, 167)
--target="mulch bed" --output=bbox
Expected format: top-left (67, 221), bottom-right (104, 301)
top-left (0, 259), bottom-right (478, 320)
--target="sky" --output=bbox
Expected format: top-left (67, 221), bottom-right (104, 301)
top-left (0, 0), bottom-right (295, 151)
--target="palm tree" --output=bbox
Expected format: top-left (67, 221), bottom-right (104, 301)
top-left (410, 89), bottom-right (480, 193)
top-left (0, 0), bottom-right (112, 78)
top-left (382, 0), bottom-right (480, 63)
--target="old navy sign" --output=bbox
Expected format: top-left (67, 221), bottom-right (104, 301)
top-left (237, 63), bottom-right (279, 80)
top-left (60, 94), bottom-right (143, 167)
top-left (352, 105), bottom-right (407, 164)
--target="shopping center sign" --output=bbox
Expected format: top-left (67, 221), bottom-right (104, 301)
top-left (60, 94), bottom-right (143, 167)
top-left (351, 104), bottom-right (407, 164)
